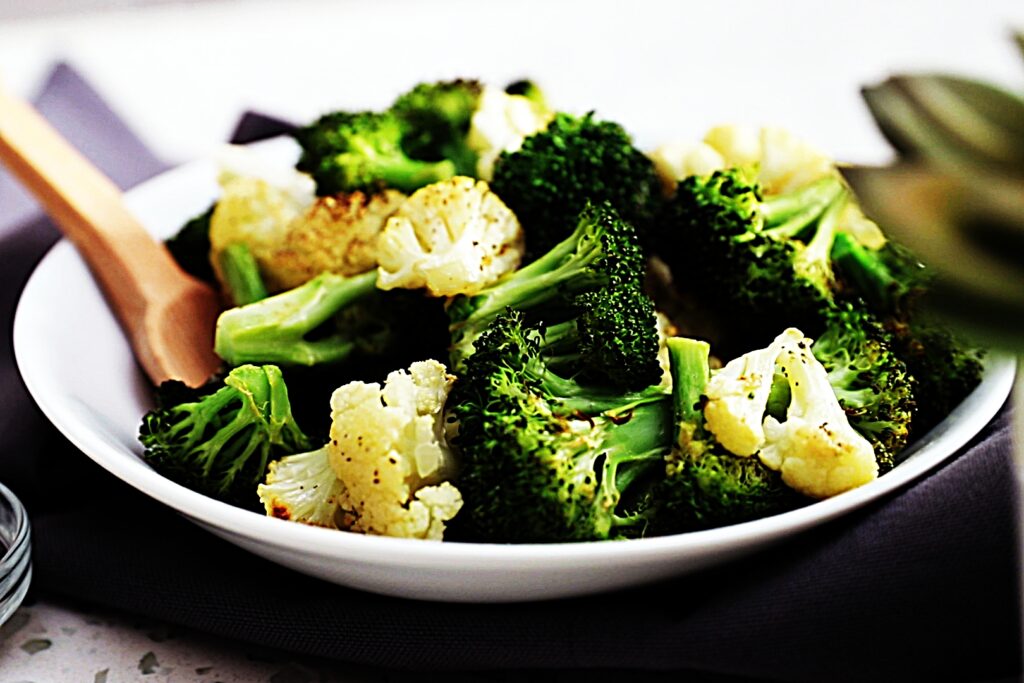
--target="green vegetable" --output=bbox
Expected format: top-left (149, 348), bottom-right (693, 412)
top-left (139, 365), bottom-right (310, 508)
top-left (448, 309), bottom-right (672, 543)
top-left (447, 202), bottom-right (659, 391)
top-left (217, 242), bottom-right (269, 306)
top-left (293, 110), bottom-right (455, 195)
top-left (490, 112), bottom-right (661, 259)
top-left (391, 79), bottom-right (483, 176)
top-left (811, 304), bottom-right (915, 472)
top-left (660, 167), bottom-right (846, 341)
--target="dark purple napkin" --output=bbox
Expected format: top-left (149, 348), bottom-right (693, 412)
top-left (0, 64), bottom-right (1020, 682)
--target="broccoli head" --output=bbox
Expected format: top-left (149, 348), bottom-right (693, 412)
top-left (811, 304), bottom-right (916, 472)
top-left (490, 112), bottom-right (661, 259)
top-left (447, 202), bottom-right (654, 385)
top-left (293, 110), bottom-right (456, 195)
top-left (139, 364), bottom-right (310, 508)
top-left (541, 282), bottom-right (663, 391)
top-left (391, 79), bottom-right (483, 176)
top-left (448, 310), bottom-right (673, 543)
top-left (660, 167), bottom-right (846, 342)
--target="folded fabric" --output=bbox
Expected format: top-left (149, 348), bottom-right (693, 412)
top-left (0, 64), bottom-right (1019, 682)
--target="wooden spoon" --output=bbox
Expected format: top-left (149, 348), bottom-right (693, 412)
top-left (0, 89), bottom-right (221, 387)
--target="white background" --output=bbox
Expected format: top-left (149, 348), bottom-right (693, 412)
top-left (2, 0), bottom-right (1023, 166)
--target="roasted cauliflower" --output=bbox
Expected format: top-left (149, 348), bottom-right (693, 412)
top-left (376, 176), bottom-right (524, 297)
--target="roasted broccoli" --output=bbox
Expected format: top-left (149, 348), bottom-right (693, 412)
top-left (139, 364), bottom-right (310, 508)
top-left (830, 232), bottom-right (983, 435)
top-left (447, 202), bottom-right (659, 390)
top-left (539, 283), bottom-right (663, 391)
top-left (490, 112), bottom-right (661, 259)
top-left (448, 310), bottom-right (673, 543)
top-left (660, 167), bottom-right (846, 343)
top-left (811, 304), bottom-right (915, 472)
top-left (391, 79), bottom-right (483, 177)
top-left (214, 270), bottom-right (449, 369)
top-left (293, 110), bottom-right (456, 195)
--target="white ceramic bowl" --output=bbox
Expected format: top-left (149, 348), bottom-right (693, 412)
top-left (13, 138), bottom-right (1015, 602)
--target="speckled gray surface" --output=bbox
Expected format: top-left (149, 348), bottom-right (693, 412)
top-left (0, 597), bottom-right (392, 683)
top-left (0, 597), bottom-right (709, 682)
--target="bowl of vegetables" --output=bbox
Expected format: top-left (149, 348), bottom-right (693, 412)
top-left (14, 79), bottom-right (1014, 602)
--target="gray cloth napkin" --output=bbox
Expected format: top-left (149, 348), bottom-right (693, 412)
top-left (0, 64), bottom-right (1019, 682)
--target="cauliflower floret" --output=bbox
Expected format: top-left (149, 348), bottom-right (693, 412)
top-left (759, 334), bottom-right (878, 499)
top-left (264, 190), bottom-right (406, 291)
top-left (468, 85), bottom-right (553, 181)
top-left (376, 177), bottom-right (524, 297)
top-left (703, 124), bottom-right (762, 167)
top-left (651, 125), bottom-right (835, 197)
top-left (258, 447), bottom-right (346, 527)
top-left (327, 359), bottom-right (462, 540)
top-left (756, 127), bottom-right (834, 195)
top-left (209, 146), bottom-right (315, 290)
top-left (704, 328), bottom-right (803, 456)
top-left (649, 141), bottom-right (726, 192)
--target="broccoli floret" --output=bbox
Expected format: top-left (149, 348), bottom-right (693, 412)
top-left (811, 304), bottom-right (915, 472)
top-left (139, 364), bottom-right (310, 508)
top-left (448, 310), bottom-right (673, 543)
top-left (391, 79), bottom-right (483, 176)
top-left (293, 110), bottom-right (456, 195)
top-left (660, 167), bottom-right (846, 342)
top-left (650, 337), bottom-right (801, 534)
top-left (166, 204), bottom-right (216, 284)
top-left (541, 283), bottom-right (663, 391)
top-left (215, 270), bottom-right (379, 366)
top-left (215, 269), bottom-right (451, 370)
top-left (217, 242), bottom-right (269, 306)
top-left (889, 320), bottom-right (985, 434)
top-left (832, 232), bottom-right (929, 317)
top-left (490, 112), bottom-right (661, 259)
top-left (829, 233), bottom-right (983, 436)
top-left (448, 202), bottom-right (654, 385)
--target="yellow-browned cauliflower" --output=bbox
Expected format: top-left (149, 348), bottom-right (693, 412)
top-left (376, 177), bottom-right (524, 297)
top-left (257, 360), bottom-right (463, 539)
top-left (759, 333), bottom-right (878, 499)
top-left (265, 190), bottom-right (406, 291)
top-left (327, 359), bottom-right (462, 539)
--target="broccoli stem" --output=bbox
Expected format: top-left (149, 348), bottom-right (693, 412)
top-left (596, 395), bottom-right (675, 532)
top-left (343, 147), bottom-right (456, 193)
top-left (666, 337), bottom-right (711, 428)
top-left (218, 242), bottom-right (269, 306)
top-left (215, 270), bottom-right (379, 366)
top-left (760, 176), bottom-right (844, 238)
top-left (832, 233), bottom-right (891, 303)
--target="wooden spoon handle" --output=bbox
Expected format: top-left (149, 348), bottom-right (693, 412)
top-left (0, 88), bottom-right (221, 387)
top-left (0, 88), bottom-right (182, 330)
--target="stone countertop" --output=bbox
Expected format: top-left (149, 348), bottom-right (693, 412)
top-left (0, 595), bottom-right (699, 682)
